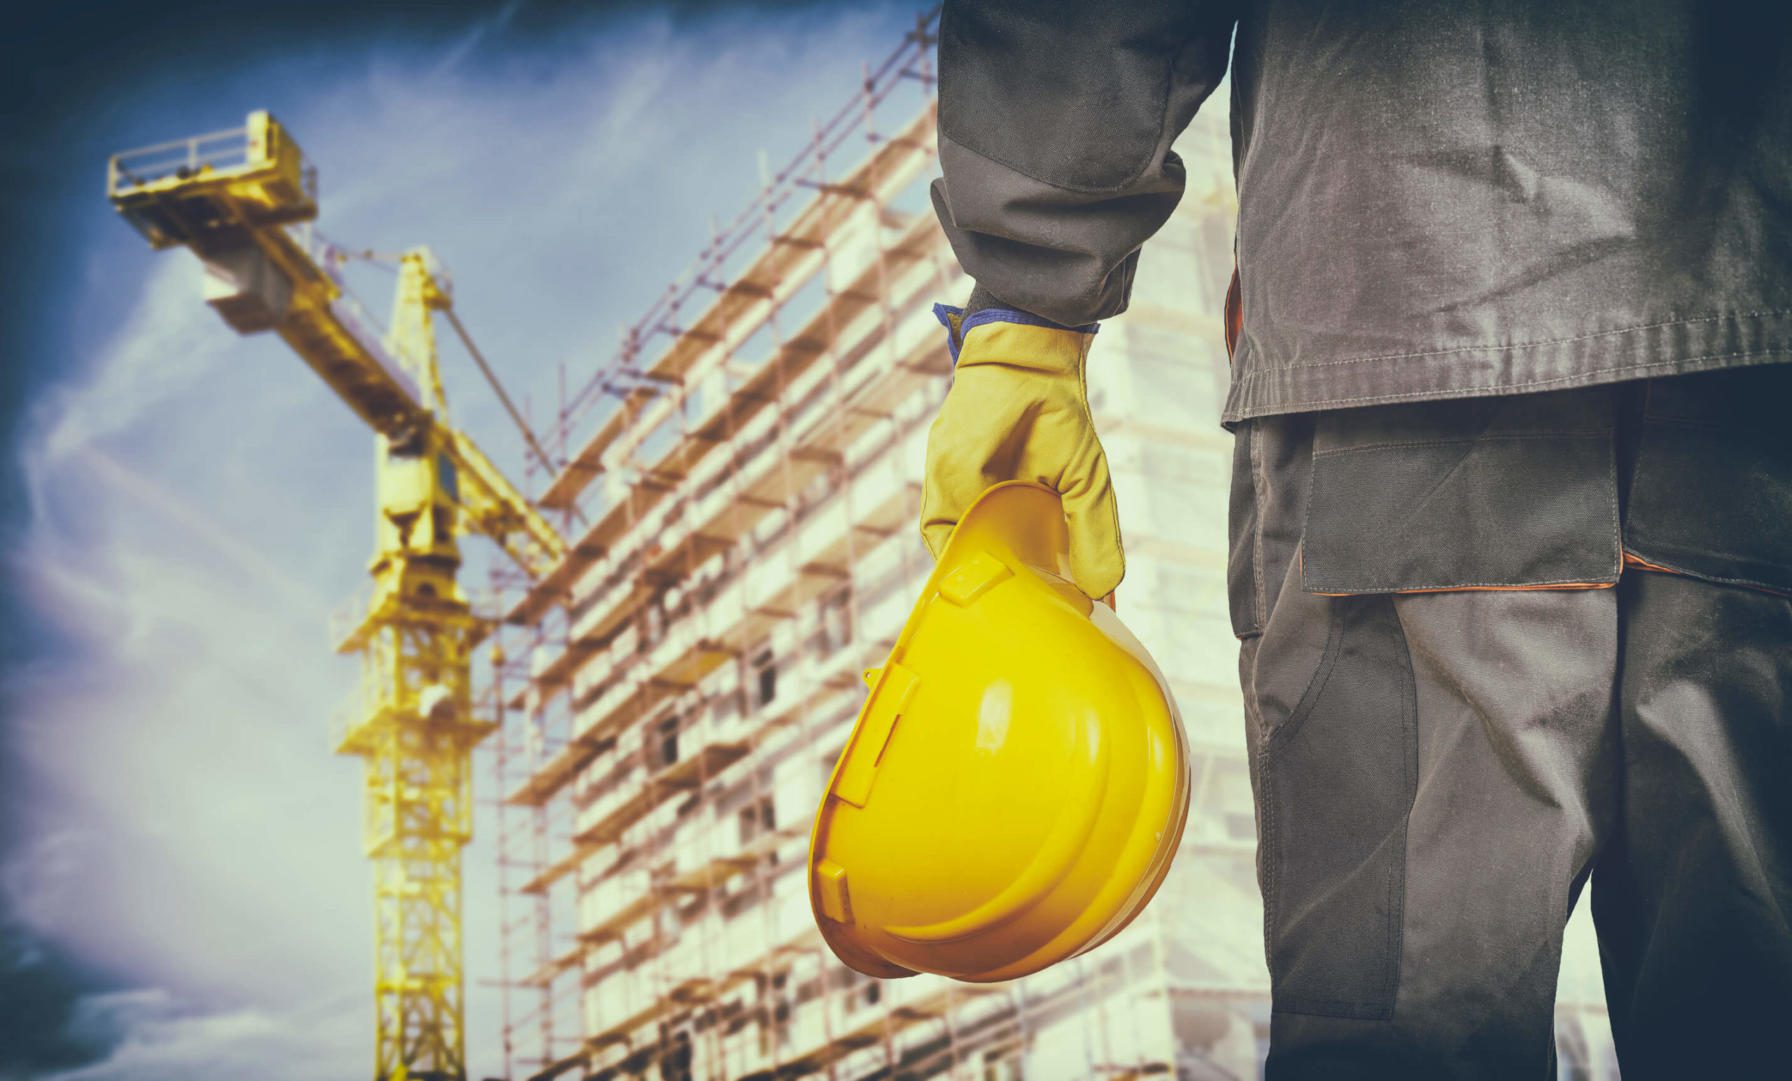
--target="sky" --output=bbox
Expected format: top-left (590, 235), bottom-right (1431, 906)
top-left (0, 2), bottom-right (926, 1078)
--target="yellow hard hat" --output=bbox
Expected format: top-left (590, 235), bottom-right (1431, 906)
top-left (808, 481), bottom-right (1191, 983)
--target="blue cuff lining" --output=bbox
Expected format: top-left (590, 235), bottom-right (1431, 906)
top-left (963, 307), bottom-right (1100, 337)
top-left (932, 302), bottom-right (1099, 364)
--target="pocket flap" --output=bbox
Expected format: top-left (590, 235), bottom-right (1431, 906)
top-left (1300, 394), bottom-right (1622, 595)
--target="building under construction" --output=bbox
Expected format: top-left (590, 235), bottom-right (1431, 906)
top-left (479, 15), bottom-right (1617, 1081)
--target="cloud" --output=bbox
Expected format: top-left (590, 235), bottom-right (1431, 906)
top-left (0, 829), bottom-right (98, 937)
top-left (29, 260), bottom-right (229, 470)
top-left (0, 921), bottom-right (121, 1080)
top-left (429, 0), bottom-right (529, 80)
top-left (2, 915), bottom-right (360, 1081)
top-left (33, 988), bottom-right (362, 1081)
top-left (6, 5), bottom-right (914, 1080)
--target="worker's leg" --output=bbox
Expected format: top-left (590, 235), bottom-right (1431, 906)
top-left (1244, 579), bottom-right (1617, 1080)
top-left (1592, 571), bottom-right (1792, 1079)
top-left (1229, 393), bottom-right (1625, 1079)
top-left (1590, 363), bottom-right (1792, 1080)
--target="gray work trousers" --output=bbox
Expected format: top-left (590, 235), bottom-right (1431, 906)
top-left (1225, 364), bottom-right (1792, 1079)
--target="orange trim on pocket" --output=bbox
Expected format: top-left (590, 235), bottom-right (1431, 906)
top-left (1299, 547), bottom-right (1616, 597)
top-left (1621, 550), bottom-right (1682, 575)
top-left (1396, 580), bottom-right (1613, 595)
top-left (1621, 549), bottom-right (1792, 598)
top-left (1312, 581), bottom-right (1616, 597)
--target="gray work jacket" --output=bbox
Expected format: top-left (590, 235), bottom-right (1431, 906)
top-left (929, 0), bottom-right (1792, 424)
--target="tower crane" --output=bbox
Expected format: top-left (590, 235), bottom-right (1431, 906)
top-left (106, 111), bottom-right (565, 1081)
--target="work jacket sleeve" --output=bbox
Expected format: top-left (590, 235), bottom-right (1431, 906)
top-left (930, 0), bottom-right (1238, 327)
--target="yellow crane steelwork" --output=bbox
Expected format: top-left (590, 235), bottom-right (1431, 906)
top-left (106, 111), bottom-right (565, 1081)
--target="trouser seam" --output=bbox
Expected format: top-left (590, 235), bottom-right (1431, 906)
top-left (1250, 420), bottom-right (1269, 632)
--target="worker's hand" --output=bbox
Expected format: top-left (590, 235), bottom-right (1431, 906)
top-left (921, 305), bottom-right (1124, 601)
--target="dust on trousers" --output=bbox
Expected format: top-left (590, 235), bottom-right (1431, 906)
top-left (1226, 362), bottom-right (1792, 1079)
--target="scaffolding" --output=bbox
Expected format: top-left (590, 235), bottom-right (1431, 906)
top-left (485, 9), bottom-right (1617, 1081)
top-left (479, 13), bottom-right (1253, 1079)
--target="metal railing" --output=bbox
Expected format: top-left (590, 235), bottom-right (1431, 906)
top-left (107, 123), bottom-right (250, 194)
top-left (107, 122), bottom-right (319, 204)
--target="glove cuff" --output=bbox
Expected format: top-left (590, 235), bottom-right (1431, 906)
top-left (932, 303), bottom-right (1099, 366)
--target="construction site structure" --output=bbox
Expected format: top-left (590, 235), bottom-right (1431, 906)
top-left (487, 12), bottom-right (1621, 1081)
top-left (107, 114), bottom-right (564, 1081)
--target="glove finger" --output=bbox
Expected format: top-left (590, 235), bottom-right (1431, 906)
top-left (1058, 437), bottom-right (1125, 600)
top-left (920, 455), bottom-right (998, 559)
top-left (918, 405), bottom-right (1006, 562)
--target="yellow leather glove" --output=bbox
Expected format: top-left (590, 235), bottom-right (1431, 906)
top-left (920, 304), bottom-right (1124, 601)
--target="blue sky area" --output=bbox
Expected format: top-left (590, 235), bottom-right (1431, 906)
top-left (0, 3), bottom-right (926, 1077)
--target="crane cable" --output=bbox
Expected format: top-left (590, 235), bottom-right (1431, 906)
top-left (442, 307), bottom-right (558, 483)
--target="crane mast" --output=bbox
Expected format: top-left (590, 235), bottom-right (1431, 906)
top-left (107, 111), bottom-right (564, 1081)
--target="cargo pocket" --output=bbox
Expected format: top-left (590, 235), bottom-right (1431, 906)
top-left (1256, 588), bottom-right (1417, 1020)
top-left (1626, 365), bottom-right (1792, 596)
top-left (1299, 390), bottom-right (1622, 594)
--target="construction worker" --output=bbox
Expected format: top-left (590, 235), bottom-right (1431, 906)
top-left (921, 2), bottom-right (1792, 1078)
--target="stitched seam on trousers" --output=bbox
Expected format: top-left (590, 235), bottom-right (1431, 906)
top-left (1602, 421), bottom-right (1627, 587)
top-left (1234, 308), bottom-right (1792, 372)
top-left (1241, 642), bottom-right (1269, 747)
top-left (1256, 704), bottom-right (1278, 978)
top-left (1308, 575), bottom-right (1620, 592)
top-left (1385, 598), bottom-right (1420, 1020)
top-left (1266, 594), bottom-right (1345, 751)
top-left (1297, 463), bottom-right (1320, 595)
top-left (1620, 546), bottom-right (1792, 598)
top-left (1250, 421), bottom-right (1268, 634)
top-left (1310, 431), bottom-right (1613, 458)
top-left (1240, 639), bottom-right (1275, 969)
top-left (1314, 582), bottom-right (1617, 597)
